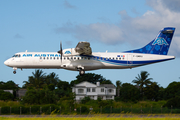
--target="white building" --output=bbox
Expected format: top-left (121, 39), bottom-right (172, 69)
top-left (72, 81), bottom-right (116, 101)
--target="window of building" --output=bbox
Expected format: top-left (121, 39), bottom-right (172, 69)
top-left (78, 89), bottom-right (84, 93)
top-left (101, 88), bottom-right (104, 92)
top-left (92, 88), bottom-right (96, 92)
top-left (87, 88), bottom-right (90, 92)
top-left (108, 89), bottom-right (113, 93)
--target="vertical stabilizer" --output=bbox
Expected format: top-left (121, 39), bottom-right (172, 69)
top-left (125, 27), bottom-right (175, 55)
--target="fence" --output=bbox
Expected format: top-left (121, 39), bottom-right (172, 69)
top-left (0, 105), bottom-right (179, 115)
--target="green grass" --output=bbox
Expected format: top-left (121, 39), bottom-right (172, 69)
top-left (0, 116), bottom-right (180, 120)
top-left (0, 101), bottom-right (20, 107)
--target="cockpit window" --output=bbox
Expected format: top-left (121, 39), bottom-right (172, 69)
top-left (12, 54), bottom-right (21, 58)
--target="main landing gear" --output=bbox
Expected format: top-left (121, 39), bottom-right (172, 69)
top-left (79, 69), bottom-right (85, 76)
top-left (77, 67), bottom-right (85, 76)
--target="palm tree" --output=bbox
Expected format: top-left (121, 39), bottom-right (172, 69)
top-left (132, 71), bottom-right (153, 99)
top-left (23, 69), bottom-right (46, 89)
top-left (45, 72), bottom-right (60, 86)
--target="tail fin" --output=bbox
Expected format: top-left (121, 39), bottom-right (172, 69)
top-left (125, 27), bottom-right (175, 55)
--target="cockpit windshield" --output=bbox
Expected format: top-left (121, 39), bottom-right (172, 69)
top-left (12, 54), bottom-right (21, 58)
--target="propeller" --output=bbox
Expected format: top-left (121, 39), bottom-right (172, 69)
top-left (57, 41), bottom-right (63, 63)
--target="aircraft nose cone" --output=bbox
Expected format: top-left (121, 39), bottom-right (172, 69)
top-left (4, 60), bottom-right (9, 66)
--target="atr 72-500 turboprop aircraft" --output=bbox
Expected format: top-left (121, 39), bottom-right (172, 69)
top-left (4, 27), bottom-right (175, 75)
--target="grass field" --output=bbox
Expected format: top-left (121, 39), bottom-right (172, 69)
top-left (1, 117), bottom-right (180, 120)
top-left (1, 115), bottom-right (180, 120)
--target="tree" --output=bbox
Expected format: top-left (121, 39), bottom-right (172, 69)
top-left (23, 69), bottom-right (46, 89)
top-left (0, 80), bottom-right (19, 100)
top-left (132, 71), bottom-right (153, 99)
top-left (70, 73), bottom-right (112, 86)
top-left (22, 87), bottom-right (58, 104)
top-left (116, 80), bottom-right (122, 97)
top-left (45, 72), bottom-right (60, 86)
top-left (55, 80), bottom-right (71, 98)
top-left (164, 81), bottom-right (180, 100)
top-left (0, 90), bottom-right (13, 101)
top-left (144, 82), bottom-right (160, 101)
top-left (120, 83), bottom-right (140, 102)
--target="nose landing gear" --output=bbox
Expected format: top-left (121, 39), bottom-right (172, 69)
top-left (13, 71), bottom-right (16, 74)
top-left (13, 67), bottom-right (17, 74)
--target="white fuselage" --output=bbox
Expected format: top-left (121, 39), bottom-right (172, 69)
top-left (4, 51), bottom-right (175, 71)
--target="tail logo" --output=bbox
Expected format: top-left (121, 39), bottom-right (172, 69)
top-left (152, 37), bottom-right (169, 45)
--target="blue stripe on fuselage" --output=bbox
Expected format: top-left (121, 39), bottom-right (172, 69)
top-left (79, 55), bottom-right (174, 67)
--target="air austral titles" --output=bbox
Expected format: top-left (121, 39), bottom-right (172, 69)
top-left (4, 27), bottom-right (176, 75)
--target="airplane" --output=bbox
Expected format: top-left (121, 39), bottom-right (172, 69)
top-left (4, 27), bottom-right (175, 75)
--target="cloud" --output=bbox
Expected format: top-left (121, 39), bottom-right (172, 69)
top-left (64, 0), bottom-right (76, 9)
top-left (14, 34), bottom-right (23, 39)
top-left (55, 22), bottom-right (123, 44)
top-left (55, 0), bottom-right (180, 57)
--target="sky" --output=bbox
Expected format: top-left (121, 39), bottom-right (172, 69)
top-left (1, 0), bottom-right (180, 88)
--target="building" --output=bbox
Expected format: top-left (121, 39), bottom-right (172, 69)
top-left (3, 90), bottom-right (13, 94)
top-left (16, 89), bottom-right (27, 99)
top-left (72, 81), bottom-right (116, 101)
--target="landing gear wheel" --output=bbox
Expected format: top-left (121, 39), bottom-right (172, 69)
top-left (13, 71), bottom-right (16, 74)
top-left (79, 70), bottom-right (85, 76)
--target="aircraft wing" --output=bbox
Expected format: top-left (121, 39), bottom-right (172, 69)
top-left (75, 41), bottom-right (92, 55)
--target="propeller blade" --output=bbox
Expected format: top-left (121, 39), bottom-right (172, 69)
top-left (60, 41), bottom-right (62, 63)
top-left (57, 41), bottom-right (63, 63)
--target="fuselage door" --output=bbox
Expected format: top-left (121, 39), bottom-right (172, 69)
top-left (127, 54), bottom-right (133, 66)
